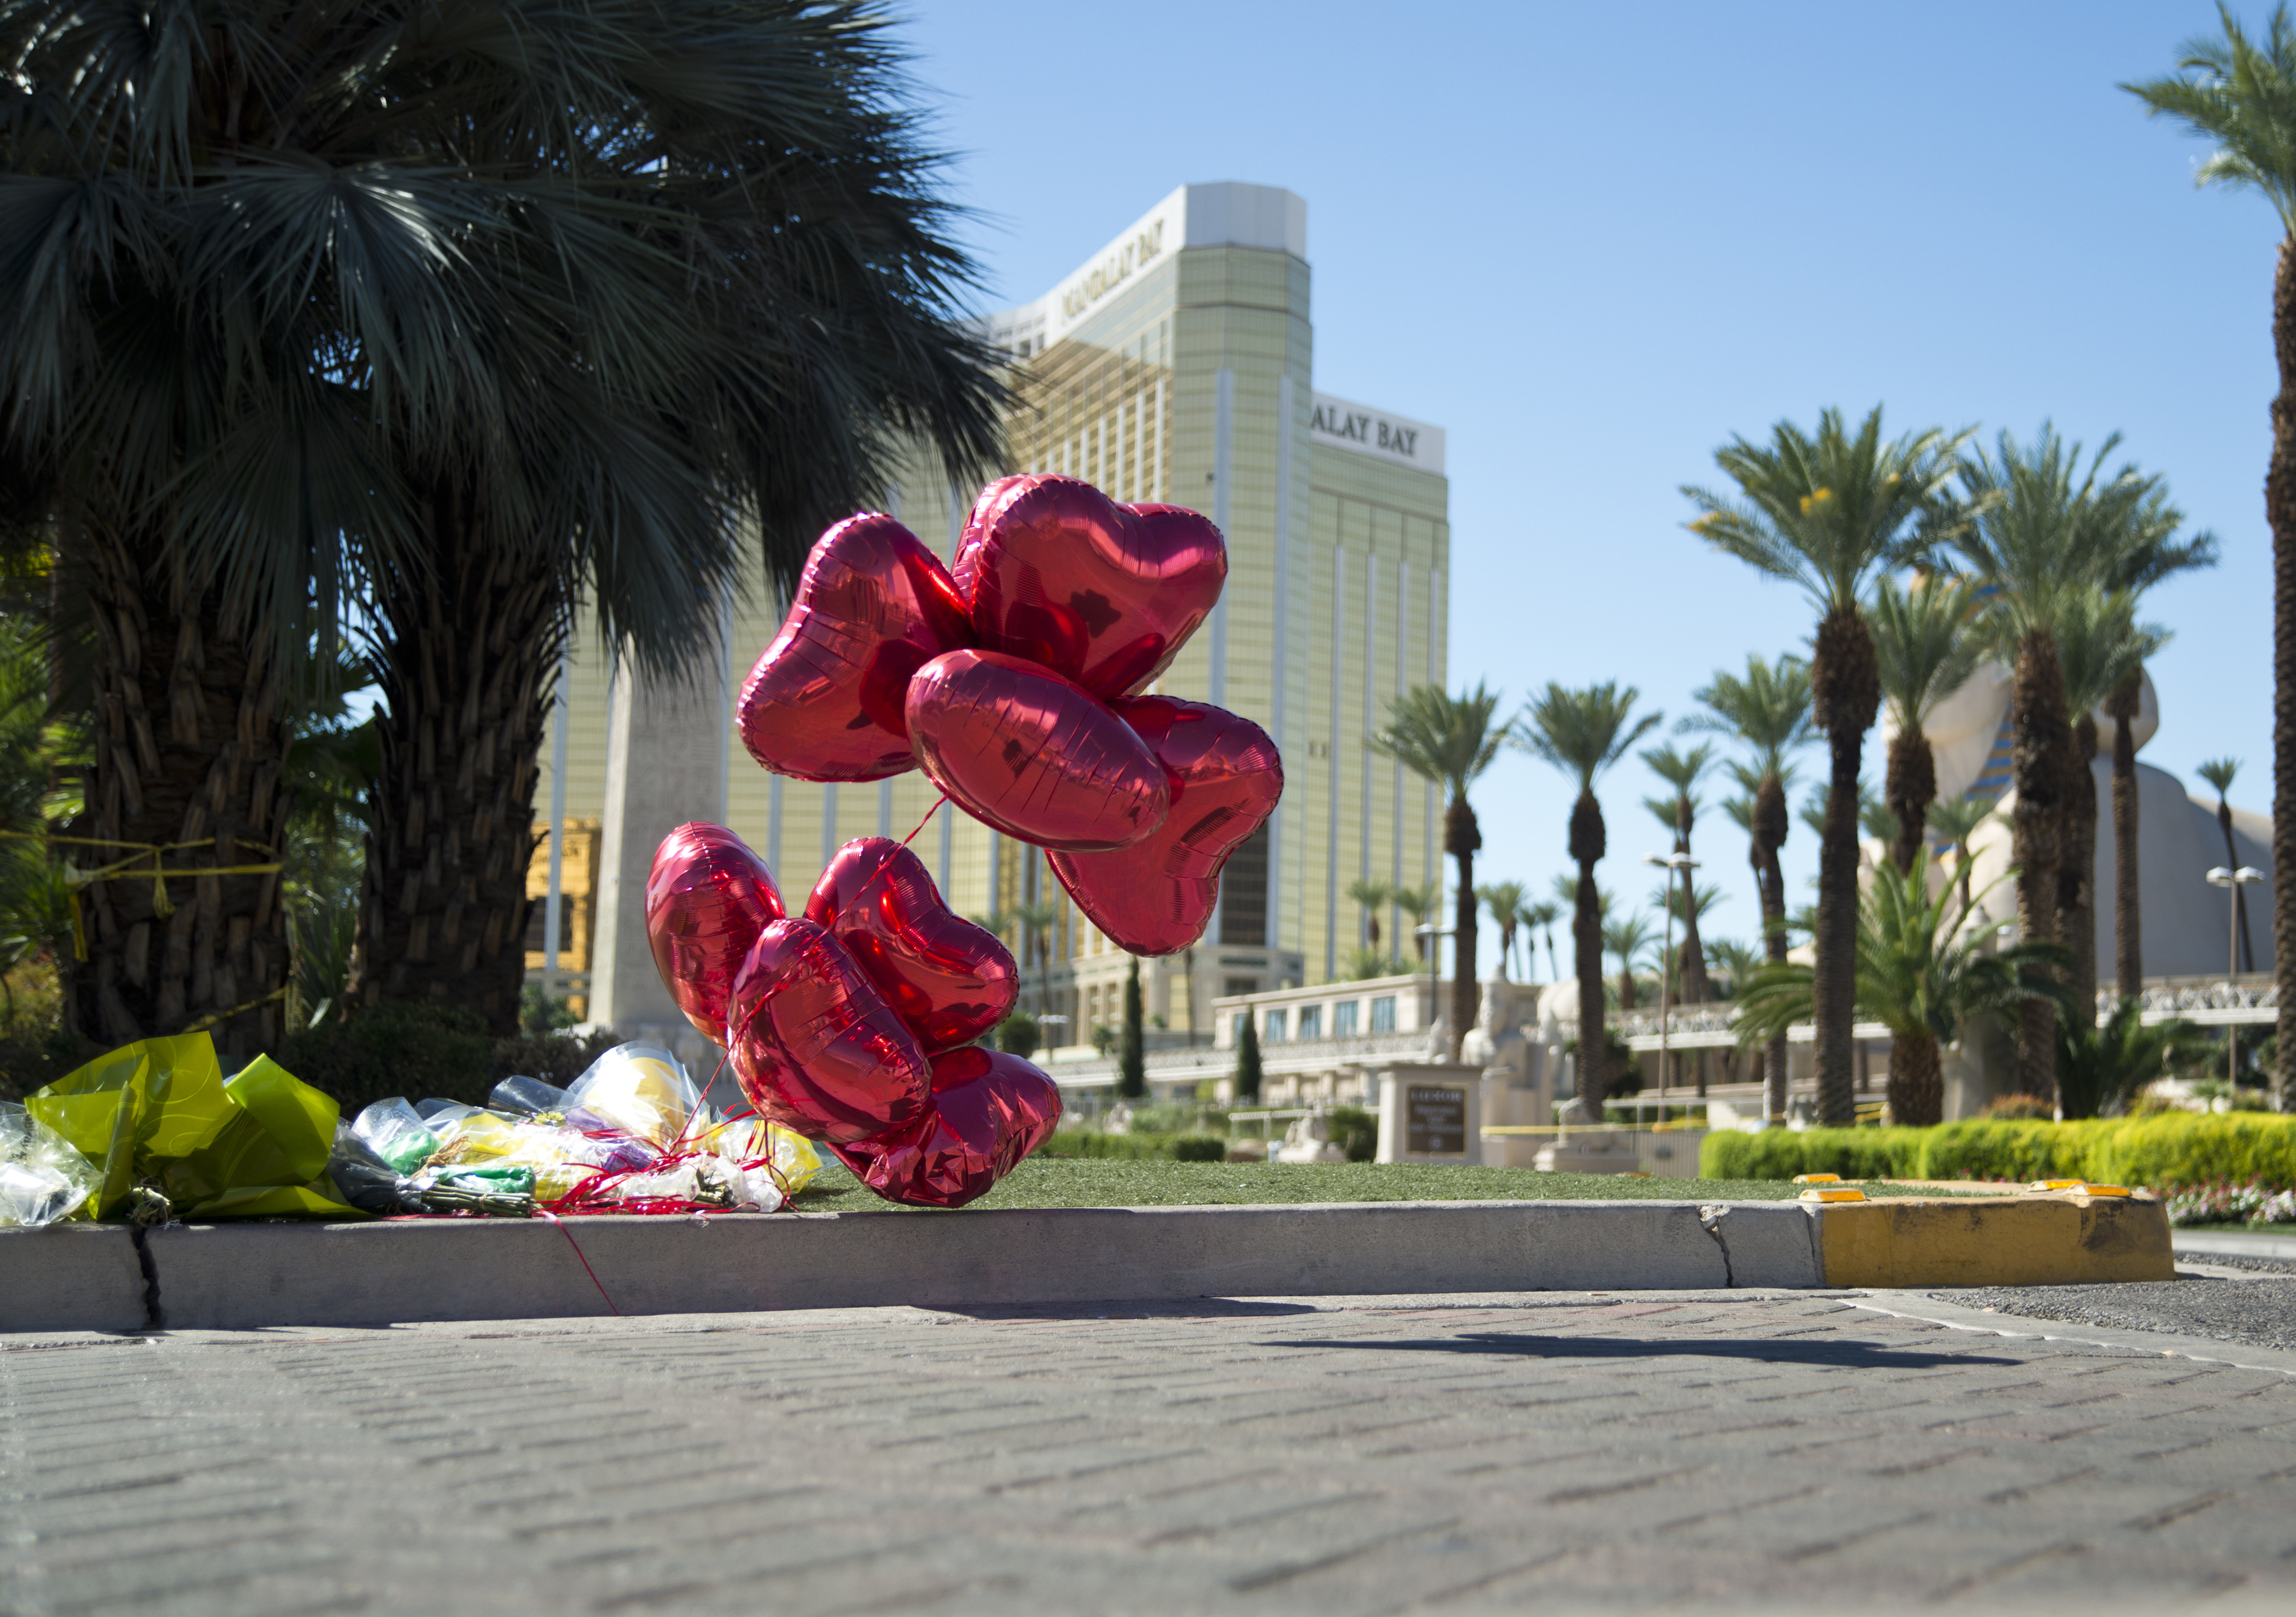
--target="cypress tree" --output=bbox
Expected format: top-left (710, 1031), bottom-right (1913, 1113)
top-left (1118, 956), bottom-right (1146, 1098)
top-left (1235, 1013), bottom-right (1263, 1103)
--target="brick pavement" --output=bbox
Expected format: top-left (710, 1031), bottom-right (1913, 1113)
top-left (4, 1291), bottom-right (2294, 1615)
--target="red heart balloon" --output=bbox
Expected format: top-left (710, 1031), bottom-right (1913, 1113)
top-left (1047, 695), bottom-right (1283, 954)
top-left (737, 513), bottom-right (973, 783)
top-left (905, 649), bottom-right (1170, 851)
top-left (952, 476), bottom-right (1226, 699)
top-left (806, 836), bottom-right (1018, 1054)
top-left (727, 918), bottom-right (932, 1144)
top-left (831, 1046), bottom-right (1063, 1209)
top-left (645, 822), bottom-right (786, 1044)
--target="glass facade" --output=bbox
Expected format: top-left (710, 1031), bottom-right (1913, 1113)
top-left (538, 184), bottom-right (1449, 1045)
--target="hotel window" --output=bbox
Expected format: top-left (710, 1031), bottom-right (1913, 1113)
top-left (1264, 1009), bottom-right (1287, 1042)
top-left (1296, 1005), bottom-right (1322, 1041)
top-left (1334, 1000), bottom-right (1360, 1036)
top-left (1370, 996), bottom-right (1396, 1032)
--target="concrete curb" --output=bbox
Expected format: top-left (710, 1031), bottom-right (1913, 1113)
top-left (0, 1193), bottom-right (2170, 1332)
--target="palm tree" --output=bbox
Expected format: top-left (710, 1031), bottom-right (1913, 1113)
top-left (2050, 588), bottom-right (2167, 1021)
top-left (2197, 759), bottom-right (2257, 973)
top-left (1515, 682), bottom-right (1660, 1118)
top-left (1393, 883), bottom-right (1441, 964)
top-left (1524, 898), bottom-right (1564, 984)
top-left (2126, 0), bottom-right (2296, 1110)
top-left (1688, 408), bottom-right (1962, 1125)
top-left (1685, 654), bottom-right (1814, 1123)
top-left (1954, 426), bottom-right (2166, 1098)
top-left (1925, 795), bottom-right (1998, 927)
top-left (1704, 937), bottom-right (1765, 999)
top-left (1641, 742), bottom-right (1715, 1002)
top-left (1373, 684), bottom-right (1506, 1059)
top-left (1869, 573), bottom-right (1984, 875)
top-left (2057, 999), bottom-right (2214, 1121)
top-left (1010, 900), bottom-right (1064, 1025)
top-left (1478, 880), bottom-right (1528, 979)
top-left (1733, 861), bottom-right (2069, 1127)
top-left (1603, 912), bottom-right (1658, 1011)
top-left (1347, 877), bottom-right (1396, 954)
top-left (4, 1), bottom-right (1005, 1045)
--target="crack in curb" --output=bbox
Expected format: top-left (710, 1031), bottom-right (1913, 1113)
top-left (128, 1224), bottom-right (165, 1332)
top-left (1697, 1205), bottom-right (1735, 1287)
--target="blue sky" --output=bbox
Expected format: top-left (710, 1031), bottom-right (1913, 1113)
top-left (893, 0), bottom-right (2277, 979)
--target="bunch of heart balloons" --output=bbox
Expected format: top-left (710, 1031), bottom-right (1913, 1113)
top-left (644, 475), bottom-right (1284, 1209)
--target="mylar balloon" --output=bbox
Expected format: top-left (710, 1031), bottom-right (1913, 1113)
top-left (1048, 695), bottom-right (1283, 955)
top-left (831, 1046), bottom-right (1063, 1209)
top-left (805, 837), bottom-right (1018, 1054)
top-left (727, 918), bottom-right (932, 1144)
top-left (953, 476), bottom-right (1226, 699)
top-left (905, 649), bottom-right (1171, 850)
top-left (737, 514), bottom-right (973, 783)
top-left (645, 822), bottom-right (785, 1043)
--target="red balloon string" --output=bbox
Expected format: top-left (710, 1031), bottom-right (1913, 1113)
top-left (901, 793), bottom-right (949, 848)
top-left (536, 1209), bottom-right (622, 1315)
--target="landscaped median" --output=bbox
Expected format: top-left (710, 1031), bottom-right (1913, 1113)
top-left (0, 1159), bottom-right (2173, 1333)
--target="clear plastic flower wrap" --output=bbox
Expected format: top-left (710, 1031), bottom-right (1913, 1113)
top-left (702, 1114), bottom-right (824, 1196)
top-left (351, 1097), bottom-right (438, 1174)
top-left (565, 1044), bottom-right (700, 1150)
top-left (0, 1101), bottom-right (102, 1227)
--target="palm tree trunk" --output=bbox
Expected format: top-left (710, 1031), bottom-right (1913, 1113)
top-left (2010, 629), bottom-right (2066, 1104)
top-left (1810, 606), bottom-right (1878, 1127)
top-left (2271, 234), bottom-right (2296, 1113)
top-left (2109, 673), bottom-right (2143, 999)
top-left (67, 526), bottom-right (294, 1067)
top-left (1884, 726), bottom-right (1935, 877)
top-left (352, 490), bottom-right (559, 1035)
top-left (1570, 790), bottom-right (1606, 1118)
top-left (2216, 799), bottom-right (2256, 974)
top-left (1888, 1026), bottom-right (1943, 1127)
top-left (2061, 714), bottom-right (2101, 1030)
top-left (1754, 774), bottom-right (1791, 1123)
top-left (1675, 809), bottom-right (1712, 1004)
top-left (1446, 796), bottom-right (1480, 1063)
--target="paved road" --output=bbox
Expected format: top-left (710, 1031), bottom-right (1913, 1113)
top-left (5, 1290), bottom-right (2294, 1616)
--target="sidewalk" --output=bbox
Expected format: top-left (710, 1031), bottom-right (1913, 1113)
top-left (4, 1289), bottom-right (2290, 1615)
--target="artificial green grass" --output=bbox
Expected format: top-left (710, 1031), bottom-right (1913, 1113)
top-left (790, 1156), bottom-right (1977, 1214)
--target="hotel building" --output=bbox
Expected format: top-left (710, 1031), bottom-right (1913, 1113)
top-left (537, 182), bottom-right (1451, 1057)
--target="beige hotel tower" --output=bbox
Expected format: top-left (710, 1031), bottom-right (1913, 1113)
top-left (540, 183), bottom-right (1451, 1055)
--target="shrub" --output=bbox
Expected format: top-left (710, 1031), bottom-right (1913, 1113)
top-left (1917, 1118), bottom-right (2097, 1182)
top-left (995, 1011), bottom-right (1041, 1059)
top-left (1699, 1127), bottom-right (1925, 1182)
top-left (280, 1004), bottom-right (622, 1117)
top-left (2081, 1113), bottom-right (2296, 1191)
top-left (1171, 1135), bottom-right (1227, 1162)
top-left (1979, 1094), bottom-right (2054, 1120)
top-left (1327, 1105), bottom-right (1377, 1163)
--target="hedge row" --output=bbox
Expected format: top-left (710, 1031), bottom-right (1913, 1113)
top-left (1698, 1114), bottom-right (2296, 1190)
top-left (1039, 1129), bottom-right (1228, 1161)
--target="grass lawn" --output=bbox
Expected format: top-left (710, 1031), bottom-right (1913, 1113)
top-left (790, 1156), bottom-right (1979, 1214)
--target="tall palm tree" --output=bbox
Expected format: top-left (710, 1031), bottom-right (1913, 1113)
top-left (1686, 408), bottom-right (1962, 1124)
top-left (1925, 795), bottom-right (1998, 927)
top-left (2126, 7), bottom-right (2296, 1106)
top-left (1733, 861), bottom-right (2069, 1127)
top-left (1685, 654), bottom-right (1814, 1123)
top-left (1478, 880), bottom-right (1528, 979)
top-left (1347, 877), bottom-right (1395, 956)
top-left (1869, 573), bottom-right (1984, 876)
top-left (1373, 684), bottom-right (1506, 1059)
top-left (1704, 936), bottom-right (1765, 1000)
top-left (1602, 911), bottom-right (1658, 1011)
top-left (1524, 898), bottom-right (1564, 984)
top-left (2050, 588), bottom-right (2167, 1022)
top-left (1640, 741), bottom-right (1715, 1003)
top-left (1393, 883), bottom-right (1441, 964)
top-left (1009, 899), bottom-right (1064, 1027)
top-left (2, 0), bottom-right (1005, 1045)
top-left (1954, 426), bottom-right (2166, 1097)
top-left (2197, 758), bottom-right (2257, 973)
top-left (1515, 682), bottom-right (1660, 1118)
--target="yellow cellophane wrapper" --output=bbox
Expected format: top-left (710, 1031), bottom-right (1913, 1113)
top-left (702, 1116), bottom-right (822, 1195)
top-left (566, 1046), bottom-right (696, 1150)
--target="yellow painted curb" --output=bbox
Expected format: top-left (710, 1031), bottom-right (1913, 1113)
top-left (1815, 1192), bottom-right (2175, 1288)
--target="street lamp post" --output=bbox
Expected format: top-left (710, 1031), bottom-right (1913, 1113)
top-left (1414, 922), bottom-right (1456, 1050)
top-left (2206, 865), bottom-right (2264, 1088)
top-left (1643, 851), bottom-right (1698, 1105)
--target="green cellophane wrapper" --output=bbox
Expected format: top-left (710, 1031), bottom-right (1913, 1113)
top-left (25, 1036), bottom-right (365, 1220)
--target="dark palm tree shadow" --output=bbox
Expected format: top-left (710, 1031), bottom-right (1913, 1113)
top-left (1262, 1332), bottom-right (2020, 1370)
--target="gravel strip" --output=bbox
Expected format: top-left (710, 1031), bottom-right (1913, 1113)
top-left (1928, 1259), bottom-right (2296, 1352)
